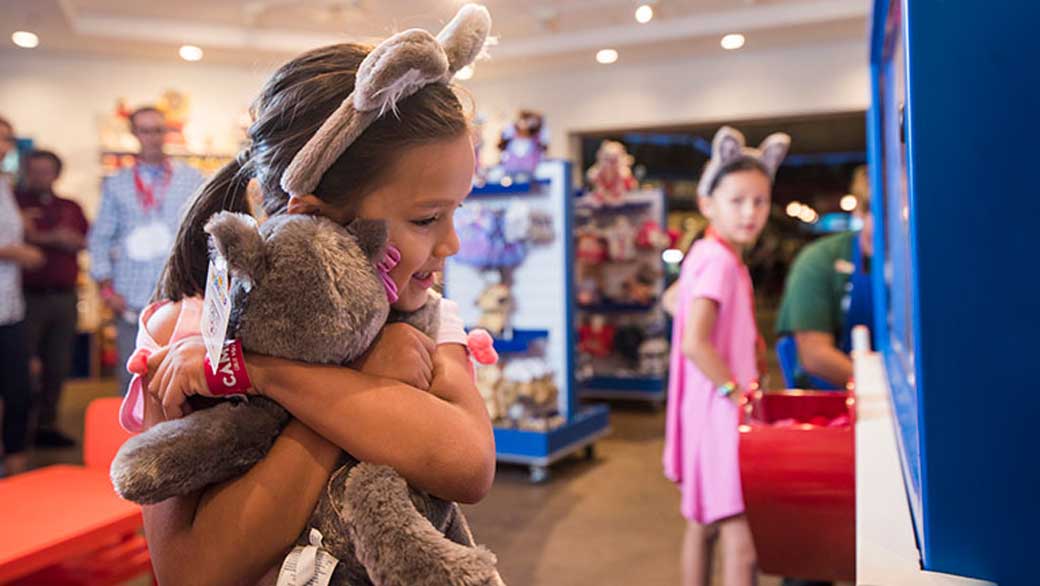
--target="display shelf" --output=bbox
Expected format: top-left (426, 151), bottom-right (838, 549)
top-left (573, 199), bottom-right (652, 217)
top-left (494, 404), bottom-right (610, 483)
top-left (579, 376), bottom-right (666, 402)
top-left (577, 302), bottom-right (656, 314)
top-left (488, 328), bottom-right (549, 354)
top-left (470, 177), bottom-right (551, 197)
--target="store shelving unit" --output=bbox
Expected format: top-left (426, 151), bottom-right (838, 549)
top-left (574, 189), bottom-right (670, 405)
top-left (445, 159), bottom-right (610, 483)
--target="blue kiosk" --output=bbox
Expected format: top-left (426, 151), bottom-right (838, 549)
top-left (860, 1), bottom-right (1039, 584)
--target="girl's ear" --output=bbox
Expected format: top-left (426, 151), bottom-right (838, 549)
top-left (758, 132), bottom-right (792, 177)
top-left (286, 194), bottom-right (324, 216)
top-left (204, 212), bottom-right (266, 285)
top-left (697, 195), bottom-right (714, 219)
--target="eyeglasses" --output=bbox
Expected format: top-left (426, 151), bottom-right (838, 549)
top-left (133, 126), bottom-right (167, 135)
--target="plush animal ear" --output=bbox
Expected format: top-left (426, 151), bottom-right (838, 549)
top-left (204, 212), bottom-right (266, 284)
top-left (345, 219), bottom-right (389, 263)
top-left (436, 3), bottom-right (492, 74)
top-left (758, 132), bottom-right (792, 177)
top-left (712, 126), bottom-right (746, 165)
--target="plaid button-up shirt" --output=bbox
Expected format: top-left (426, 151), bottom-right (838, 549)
top-left (87, 161), bottom-right (203, 312)
top-left (0, 177), bottom-right (25, 325)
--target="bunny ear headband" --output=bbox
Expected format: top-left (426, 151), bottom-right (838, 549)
top-left (280, 3), bottom-right (492, 198)
top-left (697, 126), bottom-right (791, 197)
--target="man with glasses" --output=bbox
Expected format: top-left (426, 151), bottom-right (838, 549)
top-left (87, 107), bottom-right (203, 395)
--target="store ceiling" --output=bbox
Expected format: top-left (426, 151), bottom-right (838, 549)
top-left (1, 0), bottom-right (869, 73)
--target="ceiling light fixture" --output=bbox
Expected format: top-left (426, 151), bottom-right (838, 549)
top-left (455, 65), bottom-right (474, 80)
top-left (179, 45), bottom-right (204, 62)
top-left (596, 48), bottom-right (618, 64)
top-left (720, 33), bottom-right (746, 50)
top-left (635, 4), bottom-right (654, 24)
top-left (11, 31), bottom-right (39, 49)
top-left (840, 194), bottom-right (858, 212)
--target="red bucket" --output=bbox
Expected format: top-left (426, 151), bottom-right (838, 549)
top-left (738, 389), bottom-right (856, 582)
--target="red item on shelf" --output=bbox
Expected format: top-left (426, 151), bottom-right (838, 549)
top-left (578, 321), bottom-right (615, 358)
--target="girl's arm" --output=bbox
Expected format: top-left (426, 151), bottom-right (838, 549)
top-left (140, 304), bottom-right (342, 586)
top-left (681, 297), bottom-right (740, 403)
top-left (146, 322), bottom-right (496, 503)
top-left (252, 324), bottom-right (496, 504)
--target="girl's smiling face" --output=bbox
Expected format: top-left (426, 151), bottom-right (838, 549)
top-left (354, 132), bottom-right (475, 312)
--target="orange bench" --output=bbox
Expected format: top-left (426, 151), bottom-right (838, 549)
top-left (0, 398), bottom-right (155, 585)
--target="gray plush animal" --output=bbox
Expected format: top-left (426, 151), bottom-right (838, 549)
top-left (111, 211), bottom-right (503, 586)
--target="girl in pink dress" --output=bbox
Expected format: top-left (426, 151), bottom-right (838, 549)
top-left (663, 126), bottom-right (790, 586)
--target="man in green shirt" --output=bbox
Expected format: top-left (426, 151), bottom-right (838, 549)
top-left (776, 169), bottom-right (873, 388)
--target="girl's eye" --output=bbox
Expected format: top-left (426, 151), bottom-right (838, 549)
top-left (411, 214), bottom-right (439, 227)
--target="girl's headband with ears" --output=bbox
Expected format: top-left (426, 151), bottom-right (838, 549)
top-left (697, 125), bottom-right (792, 197)
top-left (280, 3), bottom-right (492, 198)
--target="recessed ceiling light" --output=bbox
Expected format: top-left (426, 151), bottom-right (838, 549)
top-left (455, 65), bottom-right (474, 80)
top-left (179, 45), bottom-right (204, 62)
top-left (721, 33), bottom-right (746, 50)
top-left (840, 194), bottom-right (858, 212)
top-left (12, 31), bottom-right (39, 49)
top-left (635, 4), bottom-right (654, 24)
top-left (596, 49), bottom-right (618, 64)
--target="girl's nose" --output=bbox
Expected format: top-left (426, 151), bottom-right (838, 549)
top-left (435, 226), bottom-right (461, 258)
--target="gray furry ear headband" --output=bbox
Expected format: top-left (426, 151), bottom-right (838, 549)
top-left (697, 126), bottom-right (791, 197)
top-left (280, 3), bottom-right (492, 198)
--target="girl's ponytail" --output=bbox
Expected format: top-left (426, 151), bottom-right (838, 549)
top-left (153, 149), bottom-right (253, 302)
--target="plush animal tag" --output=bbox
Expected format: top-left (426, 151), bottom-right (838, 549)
top-left (276, 528), bottom-right (340, 586)
top-left (201, 255), bottom-right (232, 374)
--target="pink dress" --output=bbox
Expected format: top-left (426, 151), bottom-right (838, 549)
top-left (662, 235), bottom-right (759, 524)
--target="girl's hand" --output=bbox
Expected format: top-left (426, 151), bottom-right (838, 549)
top-left (351, 323), bottom-right (436, 390)
top-left (145, 335), bottom-right (210, 420)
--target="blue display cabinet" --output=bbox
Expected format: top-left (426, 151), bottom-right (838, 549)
top-left (868, 1), bottom-right (1039, 583)
top-left (445, 160), bottom-right (610, 483)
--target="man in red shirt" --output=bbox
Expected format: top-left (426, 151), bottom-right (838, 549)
top-left (16, 150), bottom-right (88, 448)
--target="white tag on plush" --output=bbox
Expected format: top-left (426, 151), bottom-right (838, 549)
top-left (276, 528), bottom-right (340, 586)
top-left (201, 255), bottom-right (231, 374)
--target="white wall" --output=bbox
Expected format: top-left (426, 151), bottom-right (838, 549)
top-left (0, 38), bottom-right (869, 214)
top-left (0, 52), bottom-right (269, 215)
top-left (465, 39), bottom-right (870, 165)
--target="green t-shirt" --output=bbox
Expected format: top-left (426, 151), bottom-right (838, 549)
top-left (776, 231), bottom-right (856, 340)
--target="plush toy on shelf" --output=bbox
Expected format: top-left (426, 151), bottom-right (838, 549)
top-left (585, 140), bottom-right (637, 207)
top-left (576, 226), bottom-right (607, 265)
top-left (605, 215), bottom-right (639, 262)
top-left (476, 282), bottom-right (514, 337)
top-left (578, 314), bottom-right (616, 358)
top-left (638, 337), bottom-right (670, 377)
top-left (497, 358), bottom-right (561, 431)
top-left (636, 219), bottom-right (674, 251)
top-left (496, 109), bottom-right (549, 180)
top-left (621, 263), bottom-right (662, 305)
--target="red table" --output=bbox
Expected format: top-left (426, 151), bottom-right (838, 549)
top-left (0, 465), bottom-right (144, 583)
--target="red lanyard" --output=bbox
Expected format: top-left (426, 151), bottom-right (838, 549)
top-left (133, 160), bottom-right (172, 212)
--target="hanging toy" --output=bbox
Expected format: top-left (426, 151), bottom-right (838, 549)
top-left (585, 140), bottom-right (637, 207)
top-left (497, 110), bottom-right (549, 180)
top-left (467, 329), bottom-right (500, 365)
